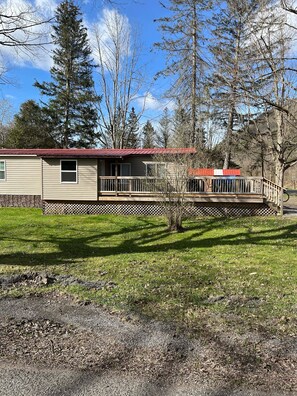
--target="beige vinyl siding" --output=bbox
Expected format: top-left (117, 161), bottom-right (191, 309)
top-left (43, 158), bottom-right (97, 201)
top-left (127, 156), bottom-right (150, 176)
top-left (123, 156), bottom-right (175, 177)
top-left (0, 156), bottom-right (41, 195)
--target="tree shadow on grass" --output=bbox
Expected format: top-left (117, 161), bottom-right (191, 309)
top-left (0, 217), bottom-right (296, 268)
top-left (1, 216), bottom-right (296, 394)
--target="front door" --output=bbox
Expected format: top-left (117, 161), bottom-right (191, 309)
top-left (111, 163), bottom-right (131, 176)
top-left (111, 163), bottom-right (131, 191)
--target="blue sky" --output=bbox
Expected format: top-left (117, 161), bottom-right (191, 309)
top-left (0, 0), bottom-right (173, 127)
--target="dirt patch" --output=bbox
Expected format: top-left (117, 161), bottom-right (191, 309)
top-left (0, 272), bottom-right (116, 291)
top-left (206, 294), bottom-right (263, 308)
top-left (0, 293), bottom-right (296, 393)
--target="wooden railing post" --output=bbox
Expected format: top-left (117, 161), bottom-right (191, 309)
top-left (262, 178), bottom-right (283, 214)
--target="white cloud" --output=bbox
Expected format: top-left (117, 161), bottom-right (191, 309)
top-left (0, 0), bottom-right (56, 71)
top-left (251, 1), bottom-right (297, 55)
top-left (136, 92), bottom-right (175, 113)
top-left (282, 3), bottom-right (297, 55)
top-left (89, 8), bottom-right (131, 69)
top-left (35, 0), bottom-right (57, 16)
top-left (0, 4), bottom-right (134, 76)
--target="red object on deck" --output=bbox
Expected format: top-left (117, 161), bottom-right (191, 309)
top-left (222, 169), bottom-right (241, 176)
top-left (189, 168), bottom-right (241, 176)
top-left (188, 168), bottom-right (214, 176)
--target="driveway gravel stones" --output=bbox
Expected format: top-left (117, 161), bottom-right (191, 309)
top-left (0, 293), bottom-right (296, 395)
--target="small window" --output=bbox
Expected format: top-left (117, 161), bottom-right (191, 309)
top-left (0, 161), bottom-right (5, 181)
top-left (61, 160), bottom-right (77, 183)
top-left (156, 163), bottom-right (166, 177)
top-left (145, 162), bottom-right (166, 177)
top-left (146, 163), bottom-right (155, 177)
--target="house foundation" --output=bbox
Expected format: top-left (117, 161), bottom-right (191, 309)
top-left (0, 195), bottom-right (42, 208)
top-left (42, 200), bottom-right (276, 217)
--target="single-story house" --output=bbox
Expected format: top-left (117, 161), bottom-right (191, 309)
top-left (0, 148), bottom-right (278, 216)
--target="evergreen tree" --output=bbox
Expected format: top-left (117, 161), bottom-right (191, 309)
top-left (210, 0), bottom-right (260, 167)
top-left (155, 0), bottom-right (211, 147)
top-left (34, 0), bottom-right (99, 148)
top-left (125, 107), bottom-right (139, 148)
top-left (157, 107), bottom-right (172, 148)
top-left (142, 120), bottom-right (156, 148)
top-left (0, 98), bottom-right (13, 147)
top-left (5, 100), bottom-right (56, 148)
top-left (172, 101), bottom-right (191, 148)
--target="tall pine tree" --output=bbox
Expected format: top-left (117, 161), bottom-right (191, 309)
top-left (210, 0), bottom-right (260, 167)
top-left (172, 100), bottom-right (191, 148)
top-left (157, 107), bottom-right (172, 148)
top-left (142, 120), bottom-right (156, 148)
top-left (35, 0), bottom-right (99, 148)
top-left (155, 0), bottom-right (211, 148)
top-left (125, 107), bottom-right (140, 148)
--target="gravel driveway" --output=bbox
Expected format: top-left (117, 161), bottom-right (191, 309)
top-left (0, 293), bottom-right (296, 396)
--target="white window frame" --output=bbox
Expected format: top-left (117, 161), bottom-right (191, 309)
top-left (0, 160), bottom-right (6, 181)
top-left (60, 159), bottom-right (78, 184)
top-left (144, 162), bottom-right (167, 177)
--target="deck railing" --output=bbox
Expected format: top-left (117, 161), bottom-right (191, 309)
top-left (99, 176), bottom-right (264, 195)
top-left (263, 178), bottom-right (282, 208)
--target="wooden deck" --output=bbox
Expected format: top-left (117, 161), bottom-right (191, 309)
top-left (98, 194), bottom-right (265, 204)
top-left (42, 176), bottom-right (281, 216)
top-left (98, 176), bottom-right (282, 209)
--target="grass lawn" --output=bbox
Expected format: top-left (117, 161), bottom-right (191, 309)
top-left (1, 208), bottom-right (297, 336)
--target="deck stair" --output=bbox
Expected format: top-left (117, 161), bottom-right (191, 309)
top-left (262, 178), bottom-right (283, 213)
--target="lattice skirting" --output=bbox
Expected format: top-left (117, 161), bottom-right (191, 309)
top-left (0, 194), bottom-right (42, 208)
top-left (43, 201), bottom-right (277, 217)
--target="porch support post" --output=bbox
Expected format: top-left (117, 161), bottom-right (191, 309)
top-left (115, 160), bottom-right (118, 196)
top-left (97, 159), bottom-right (100, 200)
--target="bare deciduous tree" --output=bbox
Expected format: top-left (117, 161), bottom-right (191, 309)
top-left (0, 1), bottom-right (52, 83)
top-left (153, 153), bottom-right (195, 232)
top-left (281, 0), bottom-right (297, 16)
top-left (244, 5), bottom-right (297, 187)
top-left (92, 9), bottom-right (145, 148)
top-left (0, 98), bottom-right (13, 146)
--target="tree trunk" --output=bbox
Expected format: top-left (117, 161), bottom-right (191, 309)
top-left (167, 214), bottom-right (184, 232)
top-left (223, 104), bottom-right (235, 169)
top-left (223, 21), bottom-right (241, 169)
top-left (191, 3), bottom-right (197, 148)
top-left (275, 159), bottom-right (285, 187)
top-left (274, 109), bottom-right (285, 187)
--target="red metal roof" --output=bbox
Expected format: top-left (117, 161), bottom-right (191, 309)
top-left (0, 148), bottom-right (196, 158)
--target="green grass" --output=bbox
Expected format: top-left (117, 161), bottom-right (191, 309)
top-left (1, 208), bottom-right (297, 336)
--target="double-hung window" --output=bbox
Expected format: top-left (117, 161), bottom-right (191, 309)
top-left (0, 160), bottom-right (5, 181)
top-left (61, 160), bottom-right (77, 183)
top-left (145, 162), bottom-right (166, 177)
